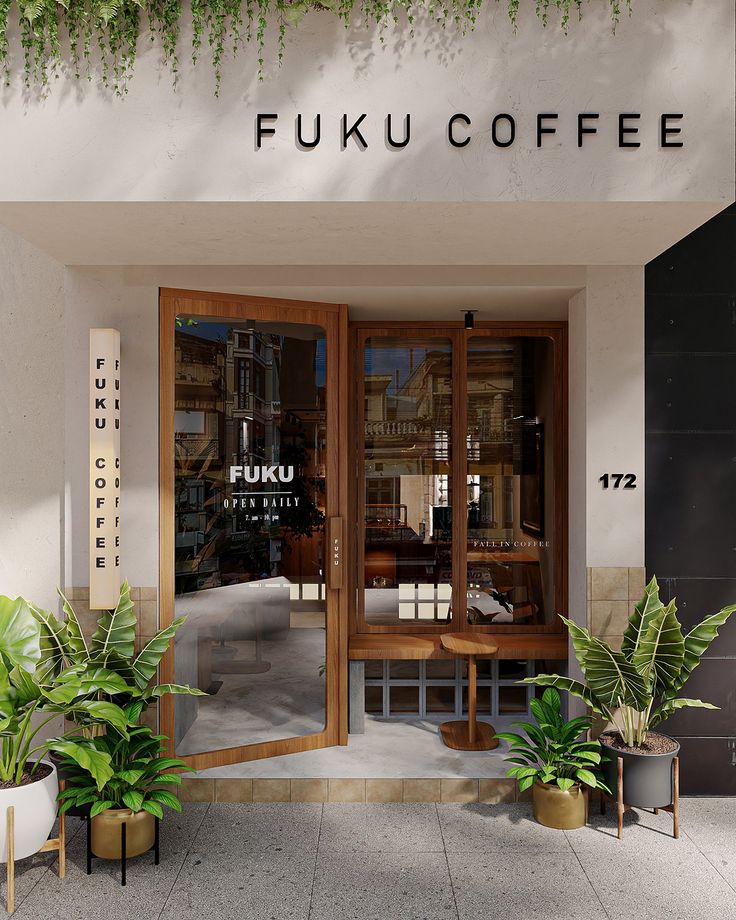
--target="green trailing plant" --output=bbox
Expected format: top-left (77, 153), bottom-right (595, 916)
top-left (496, 687), bottom-right (609, 794)
top-left (57, 723), bottom-right (194, 817)
top-left (0, 0), bottom-right (634, 93)
top-left (524, 576), bottom-right (736, 748)
top-left (0, 595), bottom-right (127, 788)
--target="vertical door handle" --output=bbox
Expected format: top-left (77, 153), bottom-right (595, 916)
top-left (327, 517), bottom-right (344, 589)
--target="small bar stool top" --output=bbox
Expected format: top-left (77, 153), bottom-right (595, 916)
top-left (439, 632), bottom-right (500, 752)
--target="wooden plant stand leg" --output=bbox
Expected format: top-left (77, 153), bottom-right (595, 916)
top-left (6, 806), bottom-right (14, 915)
top-left (5, 786), bottom-right (66, 915)
top-left (660, 755), bottom-right (680, 839)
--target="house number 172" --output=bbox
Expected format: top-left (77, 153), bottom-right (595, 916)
top-left (599, 473), bottom-right (637, 490)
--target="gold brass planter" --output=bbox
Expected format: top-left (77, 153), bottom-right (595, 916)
top-left (532, 781), bottom-right (588, 830)
top-left (91, 808), bottom-right (155, 859)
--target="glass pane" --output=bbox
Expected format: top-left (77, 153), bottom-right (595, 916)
top-left (363, 336), bottom-right (453, 626)
top-left (172, 316), bottom-right (328, 755)
top-left (466, 336), bottom-right (555, 626)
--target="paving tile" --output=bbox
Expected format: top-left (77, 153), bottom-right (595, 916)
top-left (180, 777), bottom-right (215, 802)
top-left (440, 779), bottom-right (479, 804)
top-left (447, 849), bottom-right (606, 920)
top-left (327, 779), bottom-right (365, 802)
top-left (310, 850), bottom-right (457, 920)
top-left (190, 803), bottom-right (322, 856)
top-left (590, 567), bottom-right (629, 601)
top-left (11, 806), bottom-right (207, 920)
top-left (159, 851), bottom-right (314, 920)
top-left (319, 804), bottom-right (444, 854)
top-left (290, 779), bottom-right (328, 802)
top-left (403, 779), bottom-right (441, 802)
top-left (679, 798), bottom-right (736, 890)
top-left (478, 779), bottom-right (516, 804)
top-left (438, 803), bottom-right (562, 852)
top-left (365, 779), bottom-right (404, 802)
top-left (216, 779), bottom-right (254, 802)
top-left (253, 779), bottom-right (291, 802)
top-left (566, 810), bottom-right (736, 919)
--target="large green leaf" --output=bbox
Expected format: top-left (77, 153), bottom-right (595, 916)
top-left (57, 590), bottom-right (90, 663)
top-left (131, 617), bottom-right (187, 690)
top-left (650, 697), bottom-right (720, 727)
top-left (0, 660), bottom-right (18, 720)
top-left (145, 683), bottom-right (207, 698)
top-left (558, 615), bottom-right (592, 667)
top-left (522, 674), bottom-right (600, 713)
top-left (90, 580), bottom-right (136, 662)
top-left (29, 603), bottom-right (71, 682)
top-left (9, 665), bottom-right (41, 705)
top-left (48, 739), bottom-right (113, 791)
top-left (621, 575), bottom-right (664, 658)
top-left (67, 666), bottom-right (133, 697)
top-left (631, 599), bottom-right (684, 695)
top-left (672, 605), bottom-right (736, 692)
top-left (71, 700), bottom-right (130, 735)
top-left (581, 637), bottom-right (650, 711)
top-left (0, 596), bottom-right (42, 673)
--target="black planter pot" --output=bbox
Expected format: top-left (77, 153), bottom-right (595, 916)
top-left (601, 735), bottom-right (680, 809)
top-left (50, 752), bottom-right (91, 818)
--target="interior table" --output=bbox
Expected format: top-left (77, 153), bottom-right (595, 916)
top-left (439, 632), bottom-right (500, 751)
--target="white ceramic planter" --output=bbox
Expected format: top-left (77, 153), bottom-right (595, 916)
top-left (0, 760), bottom-right (59, 862)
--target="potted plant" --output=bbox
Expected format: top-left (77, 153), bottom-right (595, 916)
top-left (31, 580), bottom-right (204, 816)
top-left (57, 724), bottom-right (193, 859)
top-left (0, 596), bottom-right (124, 863)
top-left (526, 576), bottom-right (735, 810)
top-left (495, 688), bottom-right (609, 829)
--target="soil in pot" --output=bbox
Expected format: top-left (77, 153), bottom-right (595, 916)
top-left (600, 732), bottom-right (680, 809)
top-left (532, 781), bottom-right (588, 830)
top-left (0, 761), bottom-right (52, 791)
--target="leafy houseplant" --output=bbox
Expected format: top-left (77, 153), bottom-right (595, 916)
top-left (0, 596), bottom-right (126, 863)
top-left (57, 725), bottom-right (194, 859)
top-left (525, 576), bottom-right (736, 808)
top-left (496, 688), bottom-right (608, 829)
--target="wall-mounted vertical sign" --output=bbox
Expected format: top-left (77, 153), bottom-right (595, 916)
top-left (89, 329), bottom-right (121, 609)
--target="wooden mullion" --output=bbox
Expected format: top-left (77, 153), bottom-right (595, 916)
top-left (451, 330), bottom-right (468, 629)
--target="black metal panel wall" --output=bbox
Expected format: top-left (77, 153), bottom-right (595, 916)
top-left (646, 203), bottom-right (736, 795)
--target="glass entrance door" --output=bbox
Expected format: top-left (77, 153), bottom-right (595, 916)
top-left (159, 291), bottom-right (346, 769)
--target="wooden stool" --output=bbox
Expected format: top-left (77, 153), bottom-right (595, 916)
top-left (599, 755), bottom-right (680, 841)
top-left (5, 783), bottom-right (66, 914)
top-left (439, 632), bottom-right (499, 751)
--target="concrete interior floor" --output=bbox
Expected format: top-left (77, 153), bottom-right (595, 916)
top-left (195, 715), bottom-right (516, 779)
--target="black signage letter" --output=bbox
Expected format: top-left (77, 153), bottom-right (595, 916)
top-left (386, 114), bottom-right (411, 149)
top-left (618, 113), bottom-right (641, 148)
top-left (448, 114), bottom-right (471, 148)
top-left (341, 114), bottom-right (368, 150)
top-left (536, 113), bottom-right (558, 147)
top-left (577, 113), bottom-right (599, 147)
top-left (296, 114), bottom-right (321, 149)
top-left (256, 114), bottom-right (278, 149)
top-left (491, 114), bottom-right (516, 148)
top-left (661, 113), bottom-right (683, 148)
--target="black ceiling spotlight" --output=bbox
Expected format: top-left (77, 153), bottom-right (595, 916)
top-left (464, 310), bottom-right (478, 330)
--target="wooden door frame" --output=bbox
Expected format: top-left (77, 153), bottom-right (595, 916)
top-left (349, 320), bottom-right (568, 637)
top-left (159, 288), bottom-right (349, 770)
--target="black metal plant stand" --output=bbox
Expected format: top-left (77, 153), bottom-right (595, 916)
top-left (85, 815), bottom-right (160, 885)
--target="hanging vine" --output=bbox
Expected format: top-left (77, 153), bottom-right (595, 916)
top-left (0, 0), bottom-right (633, 94)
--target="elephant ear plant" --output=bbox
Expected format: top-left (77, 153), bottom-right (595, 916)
top-left (39, 579), bottom-right (206, 730)
top-left (525, 576), bottom-right (736, 748)
top-left (0, 595), bottom-right (127, 788)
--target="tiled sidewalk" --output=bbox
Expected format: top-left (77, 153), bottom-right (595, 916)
top-left (4, 800), bottom-right (736, 920)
